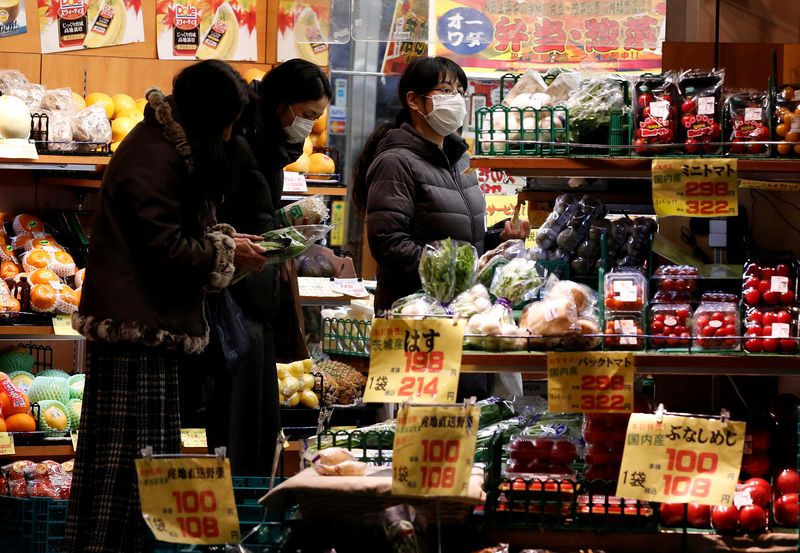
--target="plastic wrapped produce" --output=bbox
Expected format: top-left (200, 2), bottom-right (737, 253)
top-left (41, 87), bottom-right (75, 113)
top-left (476, 255), bottom-right (509, 289)
top-left (564, 75), bottom-right (629, 143)
top-left (0, 70), bottom-right (29, 95)
top-left (534, 194), bottom-right (579, 250)
top-left (649, 304), bottom-right (693, 348)
top-left (743, 306), bottom-right (798, 354)
top-left (519, 296), bottom-right (580, 337)
top-left (560, 315), bottom-right (602, 351)
top-left (543, 278), bottom-right (596, 317)
top-left (275, 194), bottom-right (330, 226)
top-left (450, 284), bottom-right (492, 318)
top-left (419, 238), bottom-right (476, 304)
top-left (490, 257), bottom-right (543, 306)
top-left (632, 73), bottom-right (679, 156)
top-left (476, 239), bottom-right (526, 288)
top-left (677, 69), bottom-right (725, 155)
top-left (604, 314), bottom-right (645, 350)
top-left (310, 447), bottom-right (366, 476)
top-left (71, 102), bottom-right (112, 144)
top-left (727, 89), bottom-right (770, 156)
top-left (390, 292), bottom-right (446, 319)
top-left (506, 434), bottom-right (579, 476)
top-left (652, 265), bottom-right (699, 294)
top-left (604, 268), bottom-right (647, 312)
top-left (617, 217), bottom-right (657, 267)
top-left (42, 110), bottom-right (77, 152)
top-left (742, 260), bottom-right (797, 307)
top-left (6, 81), bottom-right (45, 112)
top-left (464, 301), bottom-right (529, 351)
top-left (694, 301), bottom-right (739, 351)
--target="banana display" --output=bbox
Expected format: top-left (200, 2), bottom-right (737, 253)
top-left (276, 359), bottom-right (320, 409)
top-left (196, 2), bottom-right (238, 60)
top-left (83, 0), bottom-right (126, 48)
top-left (293, 6), bottom-right (328, 65)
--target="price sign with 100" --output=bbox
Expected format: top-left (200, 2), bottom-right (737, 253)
top-left (616, 413), bottom-right (746, 505)
top-left (547, 352), bottom-right (634, 413)
top-left (363, 318), bottom-right (465, 404)
top-left (651, 158), bottom-right (738, 218)
top-left (392, 403), bottom-right (480, 497)
top-left (135, 456), bottom-right (240, 545)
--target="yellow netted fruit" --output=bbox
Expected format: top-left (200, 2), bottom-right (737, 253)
top-left (299, 389), bottom-right (319, 408)
top-left (300, 374), bottom-right (315, 390)
top-left (276, 364), bottom-right (289, 380)
top-left (288, 361), bottom-right (304, 379)
top-left (285, 392), bottom-right (300, 407)
top-left (280, 376), bottom-right (301, 396)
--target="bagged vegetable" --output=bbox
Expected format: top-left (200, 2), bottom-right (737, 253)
top-left (478, 239), bottom-right (527, 271)
top-left (464, 301), bottom-right (529, 351)
top-left (71, 102), bottom-right (111, 145)
top-left (475, 397), bottom-right (516, 428)
top-left (518, 296), bottom-right (580, 337)
top-left (41, 87), bottom-right (75, 113)
top-left (502, 69), bottom-right (548, 107)
top-left (275, 194), bottom-right (329, 227)
top-left (41, 110), bottom-right (76, 152)
top-left (543, 278), bottom-right (597, 318)
top-left (419, 238), bottom-right (476, 304)
top-left (677, 69), bottom-right (725, 155)
top-left (6, 81), bottom-right (45, 112)
top-left (476, 255), bottom-right (509, 289)
top-left (489, 257), bottom-right (543, 306)
top-left (450, 284), bottom-right (492, 318)
top-left (560, 315), bottom-right (602, 351)
top-left (534, 194), bottom-right (579, 250)
top-left (0, 70), bottom-right (29, 95)
top-left (310, 447), bottom-right (367, 476)
top-left (564, 75), bottom-right (629, 143)
top-left (390, 292), bottom-right (446, 319)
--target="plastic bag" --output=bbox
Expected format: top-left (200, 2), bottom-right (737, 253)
top-left (0, 70), bottom-right (29, 95)
top-left (450, 284), bottom-right (492, 318)
top-left (543, 278), bottom-right (597, 318)
top-left (534, 194), bottom-right (579, 250)
top-left (6, 82), bottom-right (44, 112)
top-left (489, 256), bottom-right (543, 306)
top-left (23, 460), bottom-right (71, 499)
top-left (310, 447), bottom-right (366, 476)
top-left (518, 295), bottom-right (580, 337)
top-left (560, 314), bottom-right (602, 351)
top-left (71, 102), bottom-right (111, 144)
top-left (381, 504), bottom-right (425, 553)
top-left (678, 69), bottom-right (725, 155)
top-left (41, 87), bottom-right (75, 113)
top-left (564, 75), bottom-right (629, 139)
top-left (632, 73), bottom-right (680, 156)
top-left (464, 301), bottom-right (529, 351)
top-left (275, 194), bottom-right (329, 227)
top-left (726, 89), bottom-right (770, 156)
top-left (419, 238), bottom-right (476, 304)
top-left (389, 292), bottom-right (446, 319)
top-left (502, 69), bottom-right (548, 107)
top-left (546, 69), bottom-right (582, 104)
top-left (478, 239), bottom-right (527, 271)
top-left (41, 110), bottom-right (76, 152)
top-left (617, 217), bottom-right (657, 267)
top-left (257, 224), bottom-right (331, 264)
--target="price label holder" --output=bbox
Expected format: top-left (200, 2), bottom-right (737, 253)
top-left (391, 401), bottom-right (480, 497)
top-left (616, 407), bottom-right (746, 506)
top-left (297, 277), bottom-right (341, 298)
top-left (53, 314), bottom-right (80, 336)
top-left (547, 352), bottom-right (634, 413)
top-left (135, 447), bottom-right (240, 545)
top-left (0, 139), bottom-right (39, 160)
top-left (283, 171), bottom-right (308, 193)
top-left (181, 428), bottom-right (208, 448)
top-left (651, 158), bottom-right (738, 218)
top-left (330, 278), bottom-right (369, 298)
top-left (363, 318), bottom-right (465, 404)
top-left (0, 432), bottom-right (14, 455)
top-left (740, 179), bottom-right (800, 193)
top-left (71, 430), bottom-right (78, 452)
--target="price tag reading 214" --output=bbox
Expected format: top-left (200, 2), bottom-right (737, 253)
top-left (364, 318), bottom-right (465, 404)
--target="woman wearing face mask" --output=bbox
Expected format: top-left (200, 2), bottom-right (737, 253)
top-left (180, 59), bottom-right (332, 476)
top-left (352, 56), bottom-right (528, 400)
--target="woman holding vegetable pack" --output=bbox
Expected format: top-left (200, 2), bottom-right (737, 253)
top-left (352, 56), bottom-right (529, 399)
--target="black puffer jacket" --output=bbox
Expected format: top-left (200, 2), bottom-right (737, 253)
top-left (366, 123), bottom-right (486, 311)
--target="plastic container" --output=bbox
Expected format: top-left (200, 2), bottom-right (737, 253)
top-left (677, 70), bottom-right (725, 155)
top-left (774, 84), bottom-right (800, 157)
top-left (743, 306), bottom-right (798, 354)
top-left (649, 304), bottom-right (693, 349)
top-left (632, 73), bottom-right (679, 156)
top-left (506, 435), bottom-right (579, 477)
top-left (742, 260), bottom-right (797, 307)
top-left (652, 265), bottom-right (699, 294)
top-left (652, 290), bottom-right (695, 305)
top-left (604, 269), bottom-right (647, 312)
top-left (603, 313), bottom-right (645, 350)
top-left (694, 302), bottom-right (740, 351)
top-left (699, 291), bottom-right (739, 304)
top-left (582, 413), bottom-right (629, 483)
top-left (726, 90), bottom-right (770, 156)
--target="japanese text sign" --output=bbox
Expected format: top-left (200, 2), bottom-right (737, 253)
top-left (547, 352), bottom-right (634, 413)
top-left (616, 413), bottom-right (745, 506)
top-left (651, 159), bottom-right (738, 218)
top-left (0, 432), bottom-right (14, 455)
top-left (364, 318), bottom-right (466, 404)
top-left (180, 428), bottom-right (208, 448)
top-left (392, 403), bottom-right (479, 496)
top-left (135, 457), bottom-right (239, 545)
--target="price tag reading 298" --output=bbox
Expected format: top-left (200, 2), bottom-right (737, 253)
top-left (363, 318), bottom-right (465, 404)
top-left (547, 352), bottom-right (634, 414)
top-left (651, 158), bottom-right (739, 218)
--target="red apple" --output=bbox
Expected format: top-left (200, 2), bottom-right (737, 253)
top-left (738, 504), bottom-right (768, 533)
top-left (712, 505), bottom-right (739, 532)
top-left (687, 503), bottom-right (711, 528)
top-left (660, 502), bottom-right (686, 526)
top-left (776, 468), bottom-right (800, 496)
top-left (773, 493), bottom-right (799, 526)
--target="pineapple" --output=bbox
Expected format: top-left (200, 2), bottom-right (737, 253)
top-left (313, 360), bottom-right (366, 405)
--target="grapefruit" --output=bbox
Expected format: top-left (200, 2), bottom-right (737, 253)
top-left (242, 68), bottom-right (266, 83)
top-left (309, 152), bottom-right (335, 174)
top-left (111, 117), bottom-right (137, 142)
top-left (72, 92), bottom-right (86, 111)
top-left (312, 107), bottom-right (327, 134)
top-left (285, 153), bottom-right (310, 173)
top-left (111, 94), bottom-right (136, 119)
top-left (0, 391), bottom-right (30, 416)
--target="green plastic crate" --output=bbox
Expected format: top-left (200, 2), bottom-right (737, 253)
top-left (321, 317), bottom-right (371, 357)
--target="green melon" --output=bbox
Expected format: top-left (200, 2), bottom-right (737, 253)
top-left (36, 399), bottom-right (71, 432)
top-left (68, 374), bottom-right (85, 399)
top-left (67, 398), bottom-right (82, 429)
top-left (27, 376), bottom-right (71, 405)
top-left (37, 369), bottom-right (71, 379)
top-left (7, 370), bottom-right (35, 393)
top-left (0, 350), bottom-right (35, 374)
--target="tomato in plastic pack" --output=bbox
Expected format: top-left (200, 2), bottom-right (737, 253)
top-left (694, 301), bottom-right (740, 351)
top-left (649, 303), bottom-right (693, 349)
top-left (632, 73), bottom-right (680, 156)
top-left (727, 90), bottom-right (770, 156)
top-left (678, 70), bottom-right (725, 155)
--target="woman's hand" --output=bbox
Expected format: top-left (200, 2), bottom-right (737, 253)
top-left (499, 219), bottom-right (531, 241)
top-left (233, 236), bottom-right (267, 273)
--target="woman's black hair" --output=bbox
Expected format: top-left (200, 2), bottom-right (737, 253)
top-left (351, 56), bottom-right (467, 214)
top-left (172, 60), bottom-right (249, 198)
top-left (259, 58), bottom-right (333, 111)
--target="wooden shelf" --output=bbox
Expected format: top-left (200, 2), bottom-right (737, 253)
top-left (2, 443), bottom-right (214, 461)
top-left (0, 154), bottom-right (110, 172)
top-left (0, 326), bottom-right (54, 336)
top-left (470, 156), bottom-right (800, 180)
top-left (460, 351), bottom-right (800, 376)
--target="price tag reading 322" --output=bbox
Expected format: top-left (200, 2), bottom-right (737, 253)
top-left (547, 352), bottom-right (634, 413)
top-left (392, 403), bottom-right (480, 497)
top-left (651, 158), bottom-right (738, 218)
top-left (363, 318), bottom-right (465, 404)
top-left (135, 457), bottom-right (240, 545)
top-left (616, 413), bottom-right (746, 506)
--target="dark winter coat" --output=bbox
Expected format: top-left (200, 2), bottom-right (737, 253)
top-left (72, 88), bottom-right (236, 354)
top-left (365, 123), bottom-right (486, 311)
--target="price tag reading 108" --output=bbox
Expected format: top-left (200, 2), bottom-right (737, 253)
top-left (135, 457), bottom-right (240, 545)
top-left (616, 413), bottom-right (746, 506)
top-left (363, 318), bottom-right (465, 404)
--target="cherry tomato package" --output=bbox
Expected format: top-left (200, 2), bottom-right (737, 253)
top-left (775, 84), bottom-right (800, 157)
top-left (632, 73), bottom-right (679, 156)
top-left (582, 413), bottom-right (629, 482)
top-left (652, 265), bottom-right (699, 294)
top-left (726, 90), bottom-right (770, 156)
top-left (506, 434), bottom-right (579, 476)
top-left (693, 301), bottom-right (740, 351)
top-left (2, 460), bottom-right (34, 497)
top-left (604, 313), bottom-right (645, 350)
top-left (604, 268), bottom-right (648, 312)
top-left (649, 303), bottom-right (693, 349)
top-left (742, 260), bottom-right (798, 307)
top-left (743, 306), bottom-right (798, 354)
top-left (678, 69), bottom-right (725, 155)
top-left (22, 460), bottom-right (72, 499)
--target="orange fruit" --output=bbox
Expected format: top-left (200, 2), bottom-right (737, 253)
top-left (60, 287), bottom-right (80, 307)
top-left (1, 390), bottom-right (30, 416)
top-left (5, 412), bottom-right (36, 433)
top-left (1, 261), bottom-right (19, 279)
top-left (786, 131), bottom-right (800, 143)
top-left (776, 124), bottom-right (788, 138)
top-left (2, 298), bottom-right (20, 312)
top-left (312, 107), bottom-right (327, 134)
top-left (285, 153), bottom-right (310, 173)
top-left (29, 268), bottom-right (59, 285)
top-left (30, 284), bottom-right (57, 311)
top-left (777, 142), bottom-right (792, 156)
top-left (54, 251), bottom-right (74, 265)
top-left (242, 68), bottom-right (266, 83)
top-left (85, 92), bottom-right (114, 119)
top-left (23, 250), bottom-right (53, 272)
top-left (111, 94), bottom-right (136, 119)
top-left (308, 152), bottom-right (335, 174)
top-left (14, 236), bottom-right (33, 250)
top-left (74, 268), bottom-right (85, 289)
top-left (777, 106), bottom-right (791, 119)
top-left (13, 214), bottom-right (44, 236)
top-left (794, 144), bottom-right (800, 155)
top-left (0, 417), bottom-right (6, 432)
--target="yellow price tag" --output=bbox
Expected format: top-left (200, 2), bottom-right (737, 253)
top-left (392, 404), bottom-right (479, 497)
top-left (547, 352), bottom-right (635, 413)
top-left (616, 413), bottom-right (746, 506)
top-left (71, 430), bottom-right (78, 452)
top-left (739, 179), bottom-right (800, 192)
top-left (135, 457), bottom-right (240, 545)
top-left (52, 314), bottom-right (80, 336)
top-left (180, 429), bottom-right (208, 448)
top-left (330, 200), bottom-right (346, 246)
top-left (364, 318), bottom-right (465, 404)
top-left (651, 158), bottom-right (738, 217)
top-left (0, 432), bottom-right (14, 455)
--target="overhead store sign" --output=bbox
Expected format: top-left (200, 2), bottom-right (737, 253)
top-left (434, 0), bottom-right (665, 75)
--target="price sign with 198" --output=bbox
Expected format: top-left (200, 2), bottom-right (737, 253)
top-left (135, 457), bottom-right (240, 545)
top-left (616, 413), bottom-right (746, 506)
top-left (363, 318), bottom-right (465, 404)
top-left (547, 352), bottom-right (634, 413)
top-left (392, 403), bottom-right (480, 497)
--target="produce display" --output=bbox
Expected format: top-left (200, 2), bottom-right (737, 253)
top-left (311, 359), bottom-right (366, 407)
top-left (677, 70), bottom-right (725, 155)
top-left (582, 413), bottom-right (628, 482)
top-left (276, 359), bottom-right (320, 408)
top-left (727, 90), bottom-right (770, 155)
top-left (775, 84), bottom-right (800, 156)
top-left (743, 307), bottom-right (797, 353)
top-left (419, 238), bottom-right (477, 305)
top-left (742, 260), bottom-right (796, 307)
top-left (649, 304), bottom-right (692, 348)
top-left (0, 459), bottom-right (73, 499)
top-left (632, 73), bottom-right (678, 155)
top-left (694, 301), bottom-right (740, 351)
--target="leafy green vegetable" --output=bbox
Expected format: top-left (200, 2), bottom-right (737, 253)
top-left (489, 257), bottom-right (544, 306)
top-left (419, 238), bottom-right (458, 303)
top-left (453, 244), bottom-right (477, 297)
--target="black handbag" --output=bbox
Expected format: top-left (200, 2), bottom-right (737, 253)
top-left (206, 287), bottom-right (250, 369)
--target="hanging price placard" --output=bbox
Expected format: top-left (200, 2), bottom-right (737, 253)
top-left (616, 413), bottom-right (746, 506)
top-left (651, 159), bottom-right (738, 217)
top-left (363, 318), bottom-right (465, 404)
top-left (180, 429), bottom-right (208, 448)
top-left (0, 432), bottom-right (14, 455)
top-left (547, 352), bottom-right (635, 413)
top-left (392, 403), bottom-right (479, 497)
top-left (135, 456), bottom-right (240, 545)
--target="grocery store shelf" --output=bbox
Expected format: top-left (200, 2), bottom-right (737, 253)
top-left (307, 186), bottom-right (347, 196)
top-left (2, 443), bottom-right (213, 461)
top-left (0, 154), bottom-right (109, 173)
top-left (0, 326), bottom-right (54, 336)
top-left (470, 156), bottom-right (800, 181)
top-left (460, 351), bottom-right (800, 376)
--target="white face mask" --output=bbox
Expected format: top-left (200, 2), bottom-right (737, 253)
top-left (283, 105), bottom-right (315, 143)
top-left (422, 93), bottom-right (467, 137)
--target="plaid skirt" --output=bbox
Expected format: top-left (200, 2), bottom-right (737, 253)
top-left (62, 342), bottom-right (182, 553)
